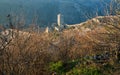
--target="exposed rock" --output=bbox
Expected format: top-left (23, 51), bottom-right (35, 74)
top-left (45, 27), bottom-right (49, 33)
top-left (0, 29), bottom-right (32, 43)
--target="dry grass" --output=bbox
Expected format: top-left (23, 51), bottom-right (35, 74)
top-left (0, 15), bottom-right (120, 75)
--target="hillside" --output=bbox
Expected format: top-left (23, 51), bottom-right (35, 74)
top-left (0, 0), bottom-right (111, 26)
top-left (0, 15), bottom-right (120, 75)
top-left (65, 15), bottom-right (119, 34)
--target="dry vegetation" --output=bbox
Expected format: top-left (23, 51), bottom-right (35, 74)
top-left (0, 14), bottom-right (120, 75)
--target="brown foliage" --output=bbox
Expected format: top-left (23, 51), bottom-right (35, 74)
top-left (0, 15), bottom-right (120, 75)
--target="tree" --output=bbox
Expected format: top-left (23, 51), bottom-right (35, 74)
top-left (112, 0), bottom-right (120, 15)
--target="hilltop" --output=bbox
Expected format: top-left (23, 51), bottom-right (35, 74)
top-left (67, 15), bottom-right (120, 30)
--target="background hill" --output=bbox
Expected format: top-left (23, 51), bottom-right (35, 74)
top-left (0, 0), bottom-right (111, 27)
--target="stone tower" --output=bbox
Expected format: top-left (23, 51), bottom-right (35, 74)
top-left (57, 14), bottom-right (64, 27)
